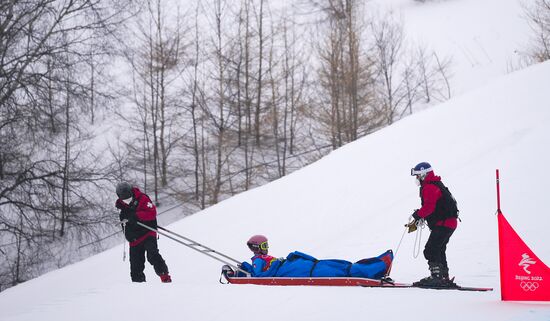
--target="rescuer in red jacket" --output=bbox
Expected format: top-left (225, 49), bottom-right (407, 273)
top-left (408, 162), bottom-right (459, 288)
top-left (115, 182), bottom-right (171, 283)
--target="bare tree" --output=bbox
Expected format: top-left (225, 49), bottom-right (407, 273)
top-left (236, 0), bottom-right (255, 190)
top-left (0, 0), bottom-right (134, 291)
top-left (314, 0), bottom-right (379, 148)
top-left (370, 15), bottom-right (406, 125)
top-left (523, 0), bottom-right (550, 62)
top-left (120, 0), bottom-right (189, 203)
top-left (190, 2), bottom-right (203, 206)
top-left (370, 14), bottom-right (452, 123)
top-left (271, 13), bottom-right (307, 176)
top-left (254, 0), bottom-right (266, 146)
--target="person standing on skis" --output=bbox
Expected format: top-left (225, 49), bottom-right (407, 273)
top-left (407, 162), bottom-right (459, 288)
top-left (115, 182), bottom-right (172, 283)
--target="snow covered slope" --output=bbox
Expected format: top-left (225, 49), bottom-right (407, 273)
top-left (2, 0), bottom-right (550, 320)
top-left (2, 47), bottom-right (550, 321)
top-left (380, 0), bottom-right (530, 95)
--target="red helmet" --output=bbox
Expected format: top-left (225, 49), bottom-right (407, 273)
top-left (247, 235), bottom-right (269, 255)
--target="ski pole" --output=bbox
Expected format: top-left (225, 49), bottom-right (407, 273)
top-left (135, 222), bottom-right (250, 276)
top-left (122, 221), bottom-right (127, 261)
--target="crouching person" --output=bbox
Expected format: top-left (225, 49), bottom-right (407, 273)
top-left (115, 182), bottom-right (172, 283)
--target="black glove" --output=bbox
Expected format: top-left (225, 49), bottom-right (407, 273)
top-left (412, 209), bottom-right (420, 220)
top-left (119, 210), bottom-right (127, 222)
top-left (119, 207), bottom-right (137, 225)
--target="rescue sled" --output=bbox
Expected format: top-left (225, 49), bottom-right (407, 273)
top-left (220, 249), bottom-right (403, 288)
top-left (220, 265), bottom-right (407, 287)
top-left (220, 266), bottom-right (492, 291)
top-left (222, 273), bottom-right (492, 291)
top-left (223, 275), bottom-right (409, 287)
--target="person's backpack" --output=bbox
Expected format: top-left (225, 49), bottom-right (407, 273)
top-left (426, 181), bottom-right (459, 224)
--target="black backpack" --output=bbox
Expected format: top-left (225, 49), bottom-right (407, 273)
top-left (423, 181), bottom-right (459, 227)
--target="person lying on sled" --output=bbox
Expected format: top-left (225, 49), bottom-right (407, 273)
top-left (244, 235), bottom-right (282, 276)
top-left (240, 234), bottom-right (393, 279)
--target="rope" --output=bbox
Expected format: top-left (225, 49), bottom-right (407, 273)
top-left (392, 226), bottom-right (408, 262)
top-left (413, 219), bottom-right (426, 258)
top-left (384, 225), bottom-right (408, 278)
top-left (385, 217), bottom-right (427, 280)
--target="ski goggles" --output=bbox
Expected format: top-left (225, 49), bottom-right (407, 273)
top-left (259, 241), bottom-right (268, 251)
top-left (247, 241), bottom-right (269, 252)
top-left (411, 167), bottom-right (432, 176)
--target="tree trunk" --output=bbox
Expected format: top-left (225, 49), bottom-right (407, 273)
top-left (254, 0), bottom-right (265, 146)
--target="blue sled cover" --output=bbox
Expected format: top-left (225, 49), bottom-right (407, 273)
top-left (239, 250), bottom-right (393, 279)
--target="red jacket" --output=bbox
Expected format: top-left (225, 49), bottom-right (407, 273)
top-left (119, 187), bottom-right (157, 247)
top-left (132, 187), bottom-right (157, 221)
top-left (417, 172), bottom-right (458, 229)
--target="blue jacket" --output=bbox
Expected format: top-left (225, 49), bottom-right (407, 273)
top-left (241, 250), bottom-right (392, 279)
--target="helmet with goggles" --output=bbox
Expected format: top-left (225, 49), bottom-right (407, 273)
top-left (247, 235), bottom-right (269, 255)
top-left (411, 162), bottom-right (433, 181)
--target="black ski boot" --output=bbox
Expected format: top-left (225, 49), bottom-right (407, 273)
top-left (413, 263), bottom-right (456, 288)
top-left (440, 266), bottom-right (458, 288)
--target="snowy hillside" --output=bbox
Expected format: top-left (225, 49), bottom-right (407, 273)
top-left (2, 0), bottom-right (550, 320)
top-left (388, 0), bottom-right (530, 95)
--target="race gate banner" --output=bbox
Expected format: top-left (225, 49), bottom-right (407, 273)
top-left (498, 212), bottom-right (550, 301)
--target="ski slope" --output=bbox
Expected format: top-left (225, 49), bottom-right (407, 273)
top-left (2, 0), bottom-right (550, 320)
top-left (382, 0), bottom-right (530, 96)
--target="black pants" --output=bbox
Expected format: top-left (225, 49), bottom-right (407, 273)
top-left (129, 236), bottom-right (169, 282)
top-left (423, 226), bottom-right (455, 269)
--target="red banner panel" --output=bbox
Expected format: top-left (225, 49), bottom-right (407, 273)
top-left (498, 213), bottom-right (550, 301)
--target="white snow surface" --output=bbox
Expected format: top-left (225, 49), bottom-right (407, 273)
top-left (2, 0), bottom-right (550, 320)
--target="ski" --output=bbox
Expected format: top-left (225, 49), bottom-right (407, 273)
top-left (452, 286), bottom-right (493, 292)
top-left (408, 277), bottom-right (493, 291)
top-left (379, 283), bottom-right (493, 291)
top-left (222, 267), bottom-right (492, 291)
top-left (225, 276), bottom-right (493, 292)
top-left (225, 275), bottom-right (409, 287)
top-left (222, 275), bottom-right (491, 291)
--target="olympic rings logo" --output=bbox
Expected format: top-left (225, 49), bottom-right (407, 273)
top-left (520, 281), bottom-right (539, 292)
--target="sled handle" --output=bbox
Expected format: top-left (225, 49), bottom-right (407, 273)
top-left (136, 222), bottom-right (250, 276)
